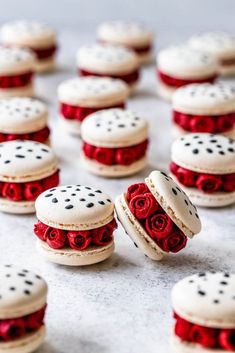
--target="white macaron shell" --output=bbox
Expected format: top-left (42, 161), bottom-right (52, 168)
top-left (172, 272), bottom-right (235, 328)
top-left (57, 76), bottom-right (129, 107)
top-left (81, 108), bottom-right (148, 147)
top-left (0, 140), bottom-right (58, 182)
top-left (157, 45), bottom-right (218, 79)
top-left (1, 20), bottom-right (56, 48)
top-left (171, 133), bottom-right (235, 174)
top-left (145, 171), bottom-right (201, 237)
top-left (0, 97), bottom-right (48, 134)
top-left (35, 185), bottom-right (114, 231)
top-left (76, 44), bottom-right (139, 74)
top-left (0, 265), bottom-right (47, 319)
top-left (97, 21), bottom-right (153, 46)
top-left (173, 83), bottom-right (235, 115)
top-left (189, 32), bottom-right (235, 59)
top-left (0, 46), bottom-right (35, 75)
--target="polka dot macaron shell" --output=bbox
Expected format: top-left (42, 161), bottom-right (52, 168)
top-left (172, 272), bottom-right (235, 328)
top-left (171, 133), bottom-right (235, 174)
top-left (35, 185), bottom-right (114, 231)
top-left (0, 264), bottom-right (47, 319)
top-left (145, 170), bottom-right (201, 237)
top-left (0, 46), bottom-right (35, 75)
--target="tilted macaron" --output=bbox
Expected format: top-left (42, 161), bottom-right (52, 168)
top-left (156, 45), bottom-right (218, 101)
top-left (170, 133), bottom-right (235, 207)
top-left (115, 170), bottom-right (201, 261)
top-left (171, 272), bottom-right (235, 352)
top-left (0, 97), bottom-right (50, 144)
top-left (80, 108), bottom-right (149, 177)
top-left (1, 20), bottom-right (57, 73)
top-left (76, 43), bottom-right (139, 91)
top-left (0, 264), bottom-right (48, 353)
top-left (57, 76), bottom-right (129, 135)
top-left (34, 185), bottom-right (117, 266)
top-left (97, 21), bottom-right (153, 65)
top-left (189, 32), bottom-right (235, 76)
top-left (172, 84), bottom-right (235, 138)
top-left (0, 140), bottom-right (59, 214)
top-left (0, 46), bottom-right (35, 98)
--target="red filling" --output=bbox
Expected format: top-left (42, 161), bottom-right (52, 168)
top-left (0, 305), bottom-right (46, 342)
top-left (0, 126), bottom-right (50, 144)
top-left (0, 71), bottom-right (33, 89)
top-left (158, 70), bottom-right (217, 88)
top-left (0, 170), bottom-right (59, 202)
top-left (173, 110), bottom-right (235, 133)
top-left (170, 162), bottom-right (235, 193)
top-left (126, 183), bottom-right (188, 253)
top-left (60, 102), bottom-right (125, 122)
top-left (34, 218), bottom-right (117, 250)
top-left (174, 312), bottom-right (235, 351)
top-left (79, 68), bottom-right (139, 85)
top-left (29, 44), bottom-right (57, 60)
top-left (82, 139), bottom-right (148, 166)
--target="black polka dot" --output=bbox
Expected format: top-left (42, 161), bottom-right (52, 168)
top-left (65, 205), bottom-right (73, 209)
top-left (65, 199), bottom-right (70, 202)
top-left (98, 201), bottom-right (105, 205)
top-left (25, 280), bottom-right (33, 285)
top-left (172, 188), bottom-right (177, 196)
top-left (198, 290), bottom-right (206, 296)
top-left (24, 290), bottom-right (31, 295)
top-left (61, 190), bottom-right (67, 192)
top-left (52, 198), bottom-right (58, 203)
top-left (45, 193), bottom-right (53, 197)
top-left (10, 287), bottom-right (15, 291)
top-left (118, 124), bottom-right (125, 128)
top-left (107, 199), bottom-right (111, 203)
top-left (219, 290), bottom-right (224, 294)
top-left (95, 190), bottom-right (102, 193)
top-left (80, 198), bottom-right (85, 201)
top-left (213, 299), bottom-right (219, 304)
top-left (15, 154), bottom-right (25, 158)
top-left (210, 139), bottom-right (217, 143)
top-left (228, 148), bottom-right (234, 152)
top-left (198, 273), bottom-right (206, 277)
top-left (86, 203), bottom-right (94, 208)
top-left (185, 143), bottom-right (191, 146)
top-left (4, 160), bottom-right (10, 164)
top-left (88, 193), bottom-right (95, 197)
top-left (71, 193), bottom-right (76, 196)
top-left (219, 151), bottom-right (225, 155)
top-left (6, 274), bottom-right (11, 278)
top-left (18, 273), bottom-right (26, 277)
top-left (76, 188), bottom-right (80, 191)
top-left (206, 148), bottom-right (213, 153)
top-left (220, 281), bottom-right (228, 285)
top-left (85, 187), bottom-right (91, 190)
top-left (192, 149), bottom-right (199, 154)
top-left (36, 156), bottom-right (42, 159)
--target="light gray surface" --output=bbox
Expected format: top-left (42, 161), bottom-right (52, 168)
top-left (0, 27), bottom-right (235, 353)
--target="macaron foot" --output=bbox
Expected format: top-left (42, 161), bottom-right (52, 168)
top-left (35, 57), bottom-right (56, 73)
top-left (59, 115), bottom-right (81, 135)
top-left (0, 83), bottom-right (34, 98)
top-left (157, 82), bottom-right (175, 102)
top-left (0, 198), bottom-right (35, 214)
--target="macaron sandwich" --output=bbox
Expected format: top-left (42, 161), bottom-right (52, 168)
top-left (171, 272), bottom-right (235, 352)
top-left (0, 140), bottom-right (59, 214)
top-left (170, 133), bottom-right (235, 207)
top-left (80, 108), bottom-right (149, 177)
top-left (0, 264), bottom-right (48, 353)
top-left (115, 170), bottom-right (201, 260)
top-left (34, 185), bottom-right (117, 266)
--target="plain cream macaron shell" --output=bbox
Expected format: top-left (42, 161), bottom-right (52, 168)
top-left (157, 45), bottom-right (218, 79)
top-left (0, 46), bottom-right (35, 75)
top-left (35, 184), bottom-right (114, 231)
top-left (0, 140), bottom-right (58, 182)
top-left (0, 265), bottom-right (47, 319)
top-left (57, 76), bottom-right (129, 108)
top-left (173, 83), bottom-right (235, 115)
top-left (0, 84), bottom-right (34, 99)
top-left (0, 97), bottom-right (48, 134)
top-left (80, 108), bottom-right (148, 147)
top-left (171, 133), bottom-right (235, 174)
top-left (172, 272), bottom-right (235, 328)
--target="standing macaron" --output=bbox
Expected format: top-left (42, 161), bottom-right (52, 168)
top-left (0, 97), bottom-right (50, 144)
top-left (1, 20), bottom-right (57, 73)
top-left (76, 43), bottom-right (139, 91)
top-left (0, 140), bottom-right (59, 214)
top-left (34, 185), bottom-right (117, 266)
top-left (189, 32), bottom-right (235, 76)
top-left (115, 170), bottom-right (201, 261)
top-left (97, 21), bottom-right (153, 65)
top-left (171, 272), bottom-right (235, 352)
top-left (0, 264), bottom-right (48, 353)
top-left (80, 108), bottom-right (149, 177)
top-left (172, 84), bottom-right (235, 138)
top-left (156, 45), bottom-right (218, 101)
top-left (0, 46), bottom-right (35, 98)
top-left (170, 133), bottom-right (235, 207)
top-left (57, 76), bottom-right (129, 135)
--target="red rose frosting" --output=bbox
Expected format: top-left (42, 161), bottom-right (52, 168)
top-left (174, 316), bottom-right (192, 341)
top-left (158, 70), bottom-right (217, 88)
top-left (223, 173), bottom-right (235, 192)
top-left (45, 227), bottom-right (67, 249)
top-left (42, 170), bottom-right (60, 191)
top-left (190, 115), bottom-right (215, 133)
top-left (93, 147), bottom-right (115, 166)
top-left (126, 183), bottom-right (149, 202)
top-left (129, 193), bottom-right (159, 219)
top-left (79, 68), bottom-right (139, 85)
top-left (0, 71), bottom-right (33, 89)
top-left (34, 221), bottom-right (50, 241)
top-left (190, 324), bottom-right (218, 348)
top-left (219, 329), bottom-right (235, 351)
top-left (145, 213), bottom-right (174, 239)
top-left (67, 231), bottom-right (92, 250)
top-left (0, 126), bottom-right (50, 144)
top-left (115, 147), bottom-right (136, 166)
top-left (174, 166), bottom-right (197, 187)
top-left (2, 183), bottom-right (23, 201)
top-left (196, 174), bottom-right (222, 193)
top-left (91, 219), bottom-right (117, 245)
top-left (24, 182), bottom-right (43, 201)
top-left (30, 44), bottom-right (57, 60)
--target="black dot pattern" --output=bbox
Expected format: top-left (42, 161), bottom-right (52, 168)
top-left (0, 46), bottom-right (34, 65)
top-left (189, 32), bottom-right (235, 54)
top-left (2, 20), bottom-right (54, 38)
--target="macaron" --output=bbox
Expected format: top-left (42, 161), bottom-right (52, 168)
top-left (189, 32), bottom-right (235, 76)
top-left (0, 46), bottom-right (35, 98)
top-left (97, 21), bottom-right (153, 65)
top-left (171, 272), bottom-right (235, 352)
top-left (57, 76), bottom-right (129, 135)
top-left (0, 264), bottom-right (48, 353)
top-left (80, 108), bottom-right (149, 177)
top-left (0, 140), bottom-right (59, 214)
top-left (34, 185), bottom-right (117, 266)
top-left (172, 83), bottom-right (235, 138)
top-left (170, 133), bottom-right (235, 207)
top-left (115, 170), bottom-right (201, 261)
top-left (1, 20), bottom-right (57, 73)
top-left (0, 97), bottom-right (50, 144)
top-left (156, 45), bottom-right (218, 101)
top-left (76, 43), bottom-right (139, 91)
